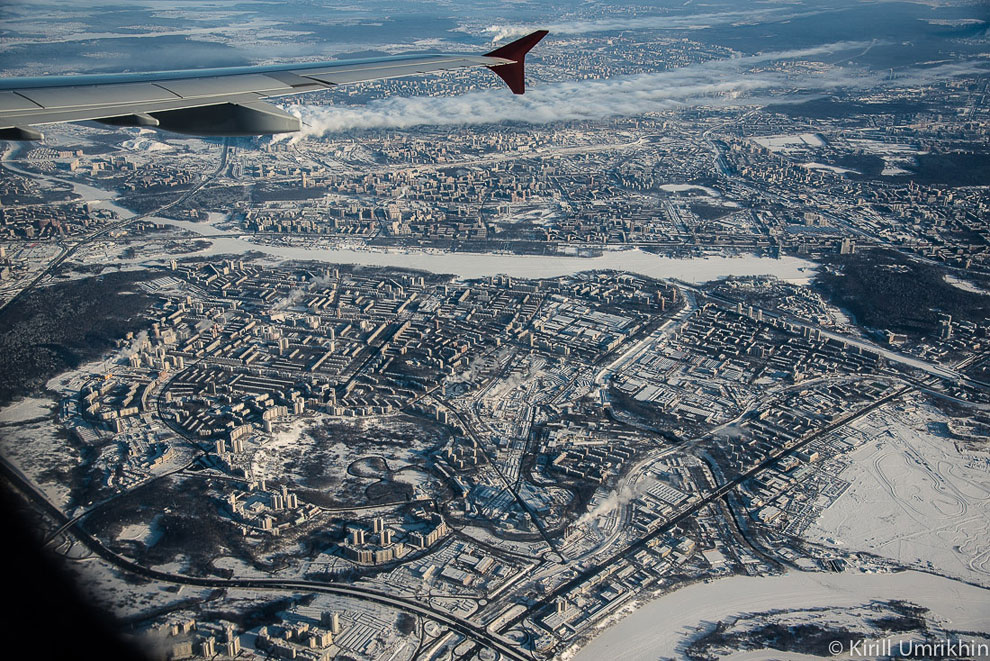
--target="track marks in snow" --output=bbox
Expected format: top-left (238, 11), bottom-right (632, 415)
top-left (807, 399), bottom-right (990, 584)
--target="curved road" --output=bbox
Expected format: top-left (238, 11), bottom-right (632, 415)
top-left (506, 385), bottom-right (913, 632)
top-left (0, 455), bottom-right (528, 661)
top-left (0, 145), bottom-right (525, 658)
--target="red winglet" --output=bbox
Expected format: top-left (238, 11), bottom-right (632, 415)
top-left (484, 30), bottom-right (549, 95)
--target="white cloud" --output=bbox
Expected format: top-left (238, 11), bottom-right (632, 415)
top-left (278, 46), bottom-right (989, 142)
top-left (481, 8), bottom-right (833, 43)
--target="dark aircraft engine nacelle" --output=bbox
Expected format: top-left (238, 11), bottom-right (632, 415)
top-left (150, 100), bottom-right (300, 137)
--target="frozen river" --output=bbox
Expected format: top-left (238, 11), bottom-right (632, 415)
top-left (157, 219), bottom-right (817, 283)
top-left (572, 569), bottom-right (990, 660)
top-left (3, 154), bottom-right (818, 283)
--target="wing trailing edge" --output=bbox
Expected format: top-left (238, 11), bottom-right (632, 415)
top-left (0, 30), bottom-right (549, 139)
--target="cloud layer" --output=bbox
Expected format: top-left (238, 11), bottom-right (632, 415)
top-left (279, 45), bottom-right (989, 142)
top-left (481, 7), bottom-right (832, 43)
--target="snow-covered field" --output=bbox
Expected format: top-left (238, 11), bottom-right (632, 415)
top-left (845, 138), bottom-right (924, 177)
top-left (800, 161), bottom-right (858, 175)
top-left (118, 521), bottom-right (163, 548)
top-left (0, 405), bottom-right (78, 508)
top-left (0, 396), bottom-right (56, 424)
top-left (751, 133), bottom-right (825, 152)
top-left (68, 553), bottom-right (216, 619)
top-left (806, 399), bottom-right (990, 586)
top-left (0, 359), bottom-right (125, 509)
top-left (659, 183), bottom-right (720, 196)
top-left (944, 273), bottom-right (990, 296)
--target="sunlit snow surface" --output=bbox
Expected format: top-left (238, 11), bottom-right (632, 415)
top-left (573, 569), bottom-right (990, 661)
top-left (806, 397), bottom-right (990, 585)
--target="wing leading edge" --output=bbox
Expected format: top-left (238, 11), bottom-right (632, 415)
top-left (0, 30), bottom-right (548, 140)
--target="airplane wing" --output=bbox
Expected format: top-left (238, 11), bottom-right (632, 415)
top-left (0, 30), bottom-right (548, 140)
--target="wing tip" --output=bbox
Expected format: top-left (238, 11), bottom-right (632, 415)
top-left (484, 30), bottom-right (549, 95)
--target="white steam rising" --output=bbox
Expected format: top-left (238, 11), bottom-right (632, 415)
top-left (279, 46), bottom-right (988, 142)
top-left (574, 484), bottom-right (638, 529)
